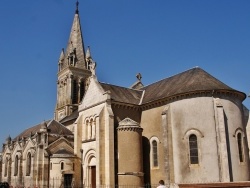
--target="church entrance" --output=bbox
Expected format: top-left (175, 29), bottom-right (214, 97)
top-left (85, 155), bottom-right (96, 188)
top-left (91, 166), bottom-right (96, 188)
top-left (89, 166), bottom-right (96, 188)
top-left (64, 174), bottom-right (73, 188)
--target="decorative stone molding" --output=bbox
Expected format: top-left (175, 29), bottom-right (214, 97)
top-left (119, 118), bottom-right (139, 126)
top-left (233, 127), bottom-right (245, 138)
top-left (27, 147), bottom-right (36, 158)
top-left (111, 90), bottom-right (240, 111)
top-left (117, 172), bottom-right (144, 177)
top-left (183, 129), bottom-right (204, 140)
top-left (117, 118), bottom-right (143, 132)
top-left (112, 103), bottom-right (140, 111)
top-left (6, 154), bottom-right (11, 161)
top-left (162, 105), bottom-right (170, 115)
top-left (141, 90), bottom-right (244, 111)
top-left (215, 98), bottom-right (223, 107)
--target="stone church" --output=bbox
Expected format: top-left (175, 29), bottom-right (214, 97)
top-left (1, 2), bottom-right (250, 188)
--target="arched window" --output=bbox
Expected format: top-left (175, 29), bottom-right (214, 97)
top-left (152, 140), bottom-right (158, 167)
top-left (61, 162), bottom-right (64, 170)
top-left (26, 153), bottom-right (32, 176)
top-left (4, 159), bottom-right (8, 177)
top-left (14, 155), bottom-right (18, 176)
top-left (189, 134), bottom-right (199, 164)
top-left (91, 119), bottom-right (96, 139)
top-left (237, 132), bottom-right (244, 162)
top-left (80, 80), bottom-right (85, 101)
top-left (87, 119), bottom-right (96, 140)
top-left (44, 134), bottom-right (47, 143)
top-left (87, 120), bottom-right (91, 140)
top-left (72, 79), bottom-right (78, 104)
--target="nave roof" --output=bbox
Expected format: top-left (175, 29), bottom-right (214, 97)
top-left (98, 67), bottom-right (245, 105)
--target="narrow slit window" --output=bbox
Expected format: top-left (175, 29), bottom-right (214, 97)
top-left (14, 155), bottom-right (18, 176)
top-left (237, 133), bottom-right (244, 162)
top-left (80, 80), bottom-right (85, 101)
top-left (61, 162), bottom-right (64, 170)
top-left (152, 140), bottom-right (158, 167)
top-left (72, 79), bottom-right (78, 104)
top-left (4, 159), bottom-right (8, 177)
top-left (189, 134), bottom-right (199, 164)
top-left (26, 153), bottom-right (32, 176)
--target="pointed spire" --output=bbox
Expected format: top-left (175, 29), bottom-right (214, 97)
top-left (75, 0), bottom-right (79, 14)
top-left (85, 46), bottom-right (97, 75)
top-left (86, 46), bottom-right (91, 60)
top-left (64, 1), bottom-right (86, 69)
top-left (59, 48), bottom-right (65, 61)
top-left (40, 121), bottom-right (48, 133)
top-left (6, 135), bottom-right (11, 144)
top-left (58, 49), bottom-right (65, 71)
top-left (41, 121), bottom-right (47, 129)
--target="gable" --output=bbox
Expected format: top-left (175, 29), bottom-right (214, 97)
top-left (47, 137), bottom-right (74, 155)
top-left (12, 142), bottom-right (22, 155)
top-left (79, 76), bottom-right (107, 111)
top-left (47, 120), bottom-right (73, 136)
top-left (22, 139), bottom-right (36, 159)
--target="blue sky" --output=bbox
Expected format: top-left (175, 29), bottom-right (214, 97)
top-left (0, 0), bottom-right (250, 144)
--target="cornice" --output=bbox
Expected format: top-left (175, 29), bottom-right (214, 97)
top-left (112, 102), bottom-right (140, 111)
top-left (58, 66), bottom-right (91, 77)
top-left (111, 89), bottom-right (245, 111)
top-left (117, 118), bottom-right (143, 132)
top-left (117, 126), bottom-right (143, 132)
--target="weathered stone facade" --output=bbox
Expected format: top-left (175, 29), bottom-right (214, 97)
top-left (1, 2), bottom-right (250, 187)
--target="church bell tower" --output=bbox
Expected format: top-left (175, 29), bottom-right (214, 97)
top-left (55, 1), bottom-right (91, 121)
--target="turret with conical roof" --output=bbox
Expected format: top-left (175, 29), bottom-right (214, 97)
top-left (55, 1), bottom-right (92, 121)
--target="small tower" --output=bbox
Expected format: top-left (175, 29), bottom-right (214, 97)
top-left (117, 118), bottom-right (144, 187)
top-left (55, 1), bottom-right (91, 121)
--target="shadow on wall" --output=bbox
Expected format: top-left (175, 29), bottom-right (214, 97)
top-left (143, 136), bottom-right (151, 185)
top-left (223, 112), bottom-right (233, 182)
top-left (243, 105), bottom-right (250, 161)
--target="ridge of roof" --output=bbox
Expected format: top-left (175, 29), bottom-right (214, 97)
top-left (99, 82), bottom-right (143, 92)
top-left (14, 120), bottom-right (51, 140)
top-left (14, 119), bottom-right (73, 141)
top-left (141, 66), bottom-right (241, 104)
top-left (142, 66), bottom-right (201, 89)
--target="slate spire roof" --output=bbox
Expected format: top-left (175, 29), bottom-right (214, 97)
top-left (64, 1), bottom-right (86, 69)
